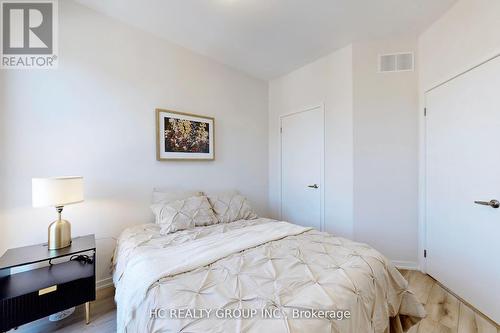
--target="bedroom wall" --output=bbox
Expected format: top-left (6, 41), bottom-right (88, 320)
top-left (419, 0), bottom-right (500, 91)
top-left (417, 0), bottom-right (500, 268)
top-left (0, 0), bottom-right (269, 287)
top-left (269, 39), bottom-right (419, 266)
top-left (352, 39), bottom-right (419, 267)
top-left (0, 72), bottom-right (5, 251)
top-left (268, 45), bottom-right (354, 238)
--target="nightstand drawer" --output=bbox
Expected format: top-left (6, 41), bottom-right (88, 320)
top-left (0, 276), bottom-right (95, 331)
top-left (0, 235), bottom-right (96, 331)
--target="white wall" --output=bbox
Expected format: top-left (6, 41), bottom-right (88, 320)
top-left (0, 72), bottom-right (5, 251)
top-left (418, 0), bottom-right (500, 269)
top-left (419, 0), bottom-right (500, 91)
top-left (268, 45), bottom-right (354, 238)
top-left (269, 40), bottom-right (419, 265)
top-left (0, 0), bottom-right (269, 286)
top-left (352, 39), bottom-right (419, 266)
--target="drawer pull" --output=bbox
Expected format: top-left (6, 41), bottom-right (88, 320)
top-left (39, 285), bottom-right (57, 296)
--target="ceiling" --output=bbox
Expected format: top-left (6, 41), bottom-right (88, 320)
top-left (76, 0), bottom-right (456, 80)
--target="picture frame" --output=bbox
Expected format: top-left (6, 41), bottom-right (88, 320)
top-left (156, 108), bottom-right (215, 161)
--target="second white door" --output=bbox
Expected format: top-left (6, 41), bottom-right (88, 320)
top-left (281, 106), bottom-right (324, 230)
top-left (425, 55), bottom-right (500, 323)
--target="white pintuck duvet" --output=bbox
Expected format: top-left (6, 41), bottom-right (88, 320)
top-left (113, 218), bottom-right (425, 333)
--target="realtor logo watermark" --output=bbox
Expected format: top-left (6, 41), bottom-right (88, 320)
top-left (1, 0), bottom-right (58, 68)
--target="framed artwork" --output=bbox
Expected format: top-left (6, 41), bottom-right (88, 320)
top-left (156, 109), bottom-right (215, 161)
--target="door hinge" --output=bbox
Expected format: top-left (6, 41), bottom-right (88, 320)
top-left (280, 127), bottom-right (282, 134)
top-left (424, 249), bottom-right (427, 258)
top-left (424, 108), bottom-right (427, 117)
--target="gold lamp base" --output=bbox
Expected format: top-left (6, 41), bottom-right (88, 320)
top-left (48, 206), bottom-right (72, 250)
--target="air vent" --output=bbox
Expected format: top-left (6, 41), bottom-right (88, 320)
top-left (379, 53), bottom-right (414, 73)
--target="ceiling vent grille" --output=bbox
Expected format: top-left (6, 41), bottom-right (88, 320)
top-left (379, 53), bottom-right (414, 73)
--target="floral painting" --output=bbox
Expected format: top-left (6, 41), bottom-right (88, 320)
top-left (164, 118), bottom-right (210, 153)
top-left (156, 109), bottom-right (214, 160)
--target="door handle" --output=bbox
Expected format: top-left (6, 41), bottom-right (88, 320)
top-left (307, 184), bottom-right (319, 189)
top-left (474, 199), bottom-right (500, 208)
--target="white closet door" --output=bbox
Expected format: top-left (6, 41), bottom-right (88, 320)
top-left (281, 106), bottom-right (323, 230)
top-left (426, 56), bottom-right (500, 323)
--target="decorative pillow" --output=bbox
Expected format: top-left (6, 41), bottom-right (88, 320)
top-left (151, 196), bottom-right (218, 234)
top-left (206, 192), bottom-right (258, 223)
top-left (152, 188), bottom-right (203, 204)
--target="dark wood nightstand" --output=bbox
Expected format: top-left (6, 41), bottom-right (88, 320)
top-left (0, 235), bottom-right (96, 332)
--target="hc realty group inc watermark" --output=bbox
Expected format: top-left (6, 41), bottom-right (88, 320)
top-left (1, 0), bottom-right (58, 69)
top-left (151, 308), bottom-right (352, 321)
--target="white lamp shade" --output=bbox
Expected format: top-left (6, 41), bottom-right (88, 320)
top-left (32, 176), bottom-right (84, 208)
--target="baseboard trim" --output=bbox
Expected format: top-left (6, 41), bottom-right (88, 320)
top-left (96, 277), bottom-right (114, 290)
top-left (392, 260), bottom-right (419, 271)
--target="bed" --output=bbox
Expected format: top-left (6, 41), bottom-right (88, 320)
top-left (112, 217), bottom-right (425, 333)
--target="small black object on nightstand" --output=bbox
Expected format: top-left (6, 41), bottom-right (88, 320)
top-left (0, 235), bottom-right (96, 331)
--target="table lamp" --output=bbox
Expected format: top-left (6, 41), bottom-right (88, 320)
top-left (32, 176), bottom-right (84, 250)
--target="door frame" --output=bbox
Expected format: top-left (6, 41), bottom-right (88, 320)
top-left (419, 51), bottom-right (500, 272)
top-left (279, 104), bottom-right (325, 231)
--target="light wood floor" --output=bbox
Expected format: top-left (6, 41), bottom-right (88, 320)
top-left (400, 270), bottom-right (499, 333)
top-left (10, 271), bottom-right (499, 333)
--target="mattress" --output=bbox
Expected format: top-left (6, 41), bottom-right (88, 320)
top-left (112, 218), bottom-right (425, 332)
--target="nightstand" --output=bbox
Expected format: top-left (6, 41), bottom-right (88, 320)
top-left (0, 235), bottom-right (96, 332)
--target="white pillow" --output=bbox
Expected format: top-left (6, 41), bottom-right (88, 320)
top-left (206, 192), bottom-right (258, 223)
top-left (151, 188), bottom-right (203, 204)
top-left (151, 196), bottom-right (218, 234)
